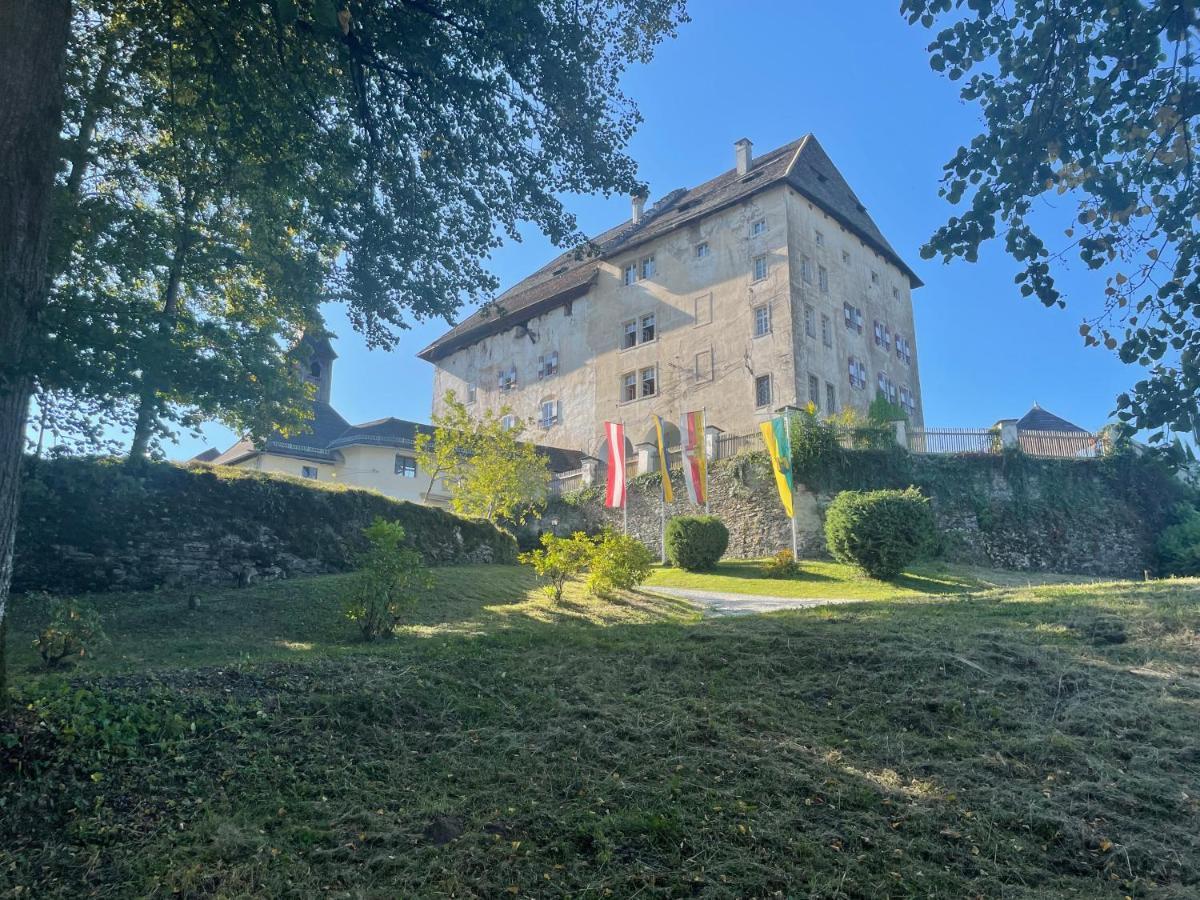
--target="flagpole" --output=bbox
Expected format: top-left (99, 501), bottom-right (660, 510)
top-left (660, 468), bottom-right (667, 565)
top-left (787, 406), bottom-right (797, 557)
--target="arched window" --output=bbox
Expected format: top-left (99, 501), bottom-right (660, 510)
top-left (309, 361), bottom-right (322, 379)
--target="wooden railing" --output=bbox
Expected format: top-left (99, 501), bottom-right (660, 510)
top-left (1019, 430), bottom-right (1108, 459)
top-left (549, 469), bottom-right (583, 495)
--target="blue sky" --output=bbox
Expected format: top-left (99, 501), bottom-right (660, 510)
top-left (177, 0), bottom-right (1129, 459)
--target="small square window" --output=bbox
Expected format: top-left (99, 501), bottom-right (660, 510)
top-left (892, 286), bottom-right (900, 300)
top-left (842, 250), bottom-right (851, 265)
top-left (818, 265), bottom-right (829, 293)
top-left (815, 230), bottom-right (825, 246)
top-left (808, 374), bottom-right (820, 408)
top-left (301, 465), bottom-right (318, 480)
top-left (752, 254), bottom-right (768, 282)
top-left (804, 304), bottom-right (816, 339)
top-left (750, 218), bottom-right (767, 236)
top-left (623, 263), bottom-right (638, 285)
top-left (621, 372), bottom-right (637, 403)
top-left (871, 270), bottom-right (880, 285)
top-left (640, 255), bottom-right (656, 279)
top-left (695, 241), bottom-right (710, 259)
top-left (641, 366), bottom-right (657, 398)
top-left (821, 314), bottom-right (832, 348)
top-left (640, 313), bottom-right (656, 343)
top-left (622, 319), bottom-right (637, 350)
top-left (826, 382), bottom-right (837, 413)
top-left (754, 374), bottom-right (772, 409)
top-left (395, 455), bottom-right (417, 477)
top-left (754, 304), bottom-right (771, 337)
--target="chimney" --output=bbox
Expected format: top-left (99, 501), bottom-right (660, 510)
top-left (631, 191), bottom-right (647, 224)
top-left (735, 137), bottom-right (753, 175)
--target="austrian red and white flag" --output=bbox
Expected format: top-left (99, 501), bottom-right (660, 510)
top-left (604, 421), bottom-right (627, 508)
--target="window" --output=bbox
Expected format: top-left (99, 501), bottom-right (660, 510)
top-left (641, 366), bottom-right (657, 398)
top-left (804, 304), bottom-right (816, 339)
top-left (750, 218), bottom-right (767, 236)
top-left (842, 250), bottom-right (851, 265)
top-left (848, 357), bottom-right (867, 390)
top-left (498, 366), bottom-right (517, 391)
top-left (301, 465), bottom-right (318, 480)
top-left (892, 286), bottom-right (900, 300)
top-left (900, 386), bottom-right (917, 416)
top-left (826, 381), bottom-right (837, 413)
top-left (815, 230), bottom-right (825, 246)
top-left (395, 455), bottom-right (417, 478)
top-left (873, 320), bottom-right (892, 351)
top-left (843, 302), bottom-right (863, 333)
top-left (695, 349), bottom-right (713, 382)
top-left (800, 256), bottom-right (813, 284)
top-left (309, 361), bottom-right (322, 378)
top-left (819, 265), bottom-right (829, 294)
top-left (500, 414), bottom-right (516, 431)
top-left (622, 319), bottom-right (638, 350)
top-left (808, 374), bottom-right (820, 408)
top-left (466, 382), bottom-right (477, 403)
top-left (623, 263), bottom-right (638, 286)
top-left (539, 400), bottom-right (560, 429)
top-left (695, 241), bottom-right (710, 259)
top-left (640, 255), bottom-right (656, 279)
top-left (564, 301), bottom-right (573, 316)
top-left (896, 335), bottom-right (912, 365)
top-left (754, 374), bottom-right (772, 408)
top-left (621, 371), bottom-right (637, 403)
top-left (821, 314), bottom-right (832, 348)
top-left (640, 313), bottom-right (656, 343)
top-left (754, 304), bottom-right (771, 337)
top-left (871, 270), bottom-right (880, 285)
top-left (878, 371), bottom-right (896, 402)
top-left (537, 351), bottom-right (559, 379)
top-left (752, 254), bottom-right (768, 282)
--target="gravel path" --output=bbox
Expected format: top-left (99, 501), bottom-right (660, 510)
top-left (649, 586), bottom-right (865, 617)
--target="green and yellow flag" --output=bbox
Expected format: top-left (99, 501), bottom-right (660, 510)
top-left (651, 414), bottom-right (674, 503)
top-left (759, 414), bottom-right (794, 517)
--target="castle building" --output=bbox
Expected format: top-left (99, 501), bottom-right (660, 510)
top-left (419, 135), bottom-right (924, 455)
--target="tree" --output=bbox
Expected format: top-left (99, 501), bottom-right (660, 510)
top-left (0, 0), bottom-right (688, 696)
top-left (415, 392), bottom-right (550, 524)
top-left (903, 1), bottom-right (1200, 445)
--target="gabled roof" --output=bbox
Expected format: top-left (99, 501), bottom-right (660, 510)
top-left (1016, 404), bottom-right (1087, 433)
top-left (419, 134), bottom-right (920, 362)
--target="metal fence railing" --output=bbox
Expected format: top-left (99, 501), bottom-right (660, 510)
top-left (908, 427), bottom-right (1002, 455)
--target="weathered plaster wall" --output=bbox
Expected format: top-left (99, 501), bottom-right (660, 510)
top-left (232, 448), bottom-right (450, 506)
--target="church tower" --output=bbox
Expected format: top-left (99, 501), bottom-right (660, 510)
top-left (301, 333), bottom-right (337, 405)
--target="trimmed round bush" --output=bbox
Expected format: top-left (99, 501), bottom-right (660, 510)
top-left (665, 515), bottom-right (729, 571)
top-left (824, 487), bottom-right (935, 580)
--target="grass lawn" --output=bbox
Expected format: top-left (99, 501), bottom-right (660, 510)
top-left (3, 565), bottom-right (1200, 897)
top-left (644, 557), bottom-right (1092, 600)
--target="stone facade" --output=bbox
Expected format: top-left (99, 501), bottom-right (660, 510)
top-left (424, 136), bottom-right (924, 459)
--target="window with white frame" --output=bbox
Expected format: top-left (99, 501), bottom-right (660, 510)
top-left (877, 371), bottom-right (896, 403)
top-left (498, 366), bottom-right (517, 391)
top-left (640, 255), bottom-right (656, 279)
top-left (826, 381), bottom-right (837, 413)
top-left (466, 382), bottom-right (477, 403)
top-left (301, 465), bottom-right (318, 479)
top-left (640, 313), bottom-right (656, 343)
top-left (695, 241), bottom-right (710, 259)
top-left (848, 357), bottom-right (867, 390)
top-left (539, 399), bottom-right (560, 428)
top-left (801, 256), bottom-right (813, 284)
top-left (641, 366), bottom-right (657, 398)
top-left (621, 371), bottom-right (637, 403)
top-left (750, 218), bottom-right (767, 236)
top-left (395, 455), bottom-right (418, 477)
top-left (500, 414), bottom-right (516, 431)
top-left (622, 319), bottom-right (638, 349)
top-left (754, 373), bottom-right (772, 408)
top-left (804, 304), bottom-right (816, 339)
top-left (821, 313), bottom-right (832, 348)
top-left (819, 265), bottom-right (829, 293)
top-left (808, 373), bottom-right (820, 408)
top-left (843, 302), bottom-right (863, 333)
top-left (895, 335), bottom-right (912, 365)
top-left (753, 304), bottom-right (771, 337)
top-left (873, 320), bottom-right (892, 351)
top-left (752, 254), bottom-right (768, 282)
top-left (537, 351), bottom-right (559, 379)
top-left (623, 262), bottom-right (637, 286)
top-left (899, 386), bottom-right (916, 416)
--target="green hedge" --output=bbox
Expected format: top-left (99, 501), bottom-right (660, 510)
top-left (665, 515), bottom-right (729, 571)
top-left (15, 457), bottom-right (517, 593)
top-left (824, 487), bottom-right (936, 580)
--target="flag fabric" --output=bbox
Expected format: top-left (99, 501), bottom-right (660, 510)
top-left (651, 415), bottom-right (674, 503)
top-left (760, 414), bottom-right (795, 517)
top-left (680, 410), bottom-right (707, 506)
top-left (604, 421), bottom-right (626, 508)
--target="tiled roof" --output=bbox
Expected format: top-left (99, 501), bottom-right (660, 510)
top-left (419, 134), bottom-right (920, 362)
top-left (1016, 405), bottom-right (1087, 433)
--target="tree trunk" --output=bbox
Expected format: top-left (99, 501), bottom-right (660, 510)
top-left (0, 0), bottom-right (74, 704)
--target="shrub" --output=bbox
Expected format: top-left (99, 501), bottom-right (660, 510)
top-left (665, 516), bottom-right (729, 571)
top-left (763, 549), bottom-right (801, 578)
top-left (824, 487), bottom-right (935, 580)
top-left (587, 531), bottom-right (654, 596)
top-left (1156, 504), bottom-right (1200, 575)
top-left (32, 595), bottom-right (108, 669)
top-left (344, 519), bottom-right (432, 641)
top-left (519, 531), bottom-right (594, 602)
